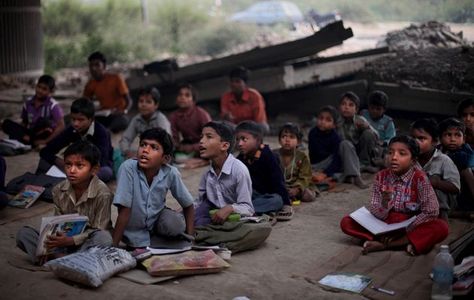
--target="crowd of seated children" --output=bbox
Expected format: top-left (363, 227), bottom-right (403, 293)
top-left (2, 75), bottom-right (65, 147)
top-left (340, 135), bottom-right (449, 255)
top-left (112, 128), bottom-right (194, 249)
top-left (308, 105), bottom-right (342, 185)
top-left (458, 98), bottom-right (474, 149)
top-left (83, 51), bottom-right (132, 133)
top-left (169, 84), bottom-right (211, 169)
top-left (119, 87), bottom-right (171, 159)
top-left (194, 121), bottom-right (254, 226)
top-left (38, 98), bottom-right (114, 183)
top-left (410, 119), bottom-right (460, 220)
top-left (235, 121), bottom-right (293, 220)
top-left (438, 118), bottom-right (474, 211)
top-left (17, 141), bottom-right (113, 265)
top-left (273, 123), bottom-right (318, 203)
top-left (360, 90), bottom-right (396, 149)
top-left (220, 66), bottom-right (269, 133)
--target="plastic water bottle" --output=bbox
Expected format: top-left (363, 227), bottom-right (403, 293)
top-left (431, 245), bottom-right (454, 300)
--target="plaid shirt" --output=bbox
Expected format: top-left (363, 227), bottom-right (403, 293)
top-left (369, 166), bottom-right (439, 231)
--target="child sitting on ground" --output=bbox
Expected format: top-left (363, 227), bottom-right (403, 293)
top-left (457, 98), bottom-right (474, 149)
top-left (112, 128), bottom-right (194, 249)
top-left (16, 141), bottom-right (113, 265)
top-left (39, 98), bottom-right (114, 182)
top-left (194, 121), bottom-right (254, 226)
top-left (308, 105), bottom-right (342, 182)
top-left (360, 90), bottom-right (396, 149)
top-left (273, 123), bottom-right (318, 203)
top-left (2, 75), bottom-right (65, 147)
top-left (235, 121), bottom-right (293, 220)
top-left (340, 135), bottom-right (449, 255)
top-left (438, 118), bottom-right (474, 211)
top-left (168, 84), bottom-right (211, 168)
top-left (338, 92), bottom-right (379, 187)
top-left (119, 87), bottom-right (171, 159)
top-left (410, 119), bottom-right (460, 220)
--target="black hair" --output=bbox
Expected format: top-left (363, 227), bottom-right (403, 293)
top-left (340, 91), bottom-right (360, 109)
top-left (139, 128), bottom-right (174, 155)
top-left (202, 121), bottom-right (235, 153)
top-left (457, 98), bottom-right (474, 117)
top-left (368, 90), bottom-right (388, 109)
top-left (138, 87), bottom-right (161, 104)
top-left (317, 105), bottom-right (339, 123)
top-left (438, 117), bottom-right (465, 135)
top-left (37, 75), bottom-right (56, 91)
top-left (88, 51), bottom-right (106, 65)
top-left (177, 83), bottom-right (198, 102)
top-left (70, 97), bottom-right (95, 119)
top-left (389, 135), bottom-right (420, 159)
top-left (410, 118), bottom-right (439, 140)
top-left (229, 66), bottom-right (249, 83)
top-left (278, 122), bottom-right (303, 141)
top-left (64, 141), bottom-right (101, 167)
top-left (235, 121), bottom-right (264, 143)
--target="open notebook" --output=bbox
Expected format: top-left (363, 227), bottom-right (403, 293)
top-left (350, 206), bottom-right (416, 235)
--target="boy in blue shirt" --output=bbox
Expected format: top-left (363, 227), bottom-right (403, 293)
top-left (112, 128), bottom-right (194, 248)
top-left (235, 121), bottom-right (293, 220)
top-left (194, 121), bottom-right (254, 226)
top-left (360, 90), bottom-right (396, 147)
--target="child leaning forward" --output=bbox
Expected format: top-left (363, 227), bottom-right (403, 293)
top-left (340, 135), bottom-right (448, 255)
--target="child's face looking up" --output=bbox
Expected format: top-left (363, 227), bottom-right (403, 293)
top-left (441, 127), bottom-right (464, 151)
top-left (176, 88), bottom-right (194, 109)
top-left (199, 127), bottom-right (228, 159)
top-left (368, 105), bottom-right (385, 121)
top-left (316, 111), bottom-right (336, 131)
top-left (236, 131), bottom-right (259, 156)
top-left (388, 142), bottom-right (414, 175)
top-left (138, 94), bottom-right (158, 118)
top-left (279, 130), bottom-right (299, 151)
top-left (35, 83), bottom-right (52, 101)
top-left (64, 154), bottom-right (97, 186)
top-left (137, 139), bottom-right (166, 170)
top-left (411, 128), bottom-right (436, 154)
top-left (339, 98), bottom-right (357, 119)
top-left (461, 105), bottom-right (474, 131)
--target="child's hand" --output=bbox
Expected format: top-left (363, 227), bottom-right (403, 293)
top-left (382, 190), bottom-right (393, 208)
top-left (211, 206), bottom-right (233, 224)
top-left (288, 187), bottom-right (300, 198)
top-left (355, 119), bottom-right (369, 129)
top-left (45, 232), bottom-right (75, 249)
top-left (429, 175), bottom-right (441, 189)
top-left (23, 135), bottom-right (30, 143)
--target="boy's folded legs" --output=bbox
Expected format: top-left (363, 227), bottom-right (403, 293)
top-left (153, 207), bottom-right (186, 238)
top-left (16, 226), bottom-right (41, 264)
top-left (252, 192), bottom-right (283, 215)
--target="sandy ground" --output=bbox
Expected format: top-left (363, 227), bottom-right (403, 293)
top-left (0, 135), bottom-right (378, 300)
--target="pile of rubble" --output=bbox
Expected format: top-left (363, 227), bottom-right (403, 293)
top-left (363, 21), bottom-right (474, 93)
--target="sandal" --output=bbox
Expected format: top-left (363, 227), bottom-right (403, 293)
top-left (276, 205), bottom-right (294, 221)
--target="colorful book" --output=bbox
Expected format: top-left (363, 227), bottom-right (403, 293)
top-left (8, 184), bottom-right (45, 208)
top-left (36, 214), bottom-right (89, 256)
top-left (350, 206), bottom-right (416, 235)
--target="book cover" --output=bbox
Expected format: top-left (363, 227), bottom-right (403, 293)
top-left (319, 272), bottom-right (372, 294)
top-left (35, 214), bottom-right (89, 256)
top-left (8, 184), bottom-right (45, 209)
top-left (350, 206), bottom-right (416, 235)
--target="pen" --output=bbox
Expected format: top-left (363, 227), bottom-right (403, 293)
top-left (371, 285), bottom-right (395, 295)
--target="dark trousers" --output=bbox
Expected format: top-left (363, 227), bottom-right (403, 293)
top-left (95, 114), bottom-right (128, 133)
top-left (2, 119), bottom-right (52, 145)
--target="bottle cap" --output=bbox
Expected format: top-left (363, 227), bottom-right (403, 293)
top-left (440, 245), bottom-right (449, 250)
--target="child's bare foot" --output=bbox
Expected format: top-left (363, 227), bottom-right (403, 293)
top-left (406, 244), bottom-right (416, 256)
top-left (353, 176), bottom-right (368, 189)
top-left (362, 241), bottom-right (386, 254)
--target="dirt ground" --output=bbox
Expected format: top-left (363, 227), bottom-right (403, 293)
top-left (0, 135), bottom-right (379, 300)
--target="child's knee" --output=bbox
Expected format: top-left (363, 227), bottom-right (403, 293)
top-left (89, 230), bottom-right (113, 247)
top-left (154, 209), bottom-right (185, 237)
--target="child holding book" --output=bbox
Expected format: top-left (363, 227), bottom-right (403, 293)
top-left (39, 98), bottom-right (114, 182)
top-left (16, 141), bottom-right (113, 265)
top-left (119, 87), bottom-right (171, 159)
top-left (273, 123), bottom-right (318, 203)
top-left (2, 75), bottom-right (65, 146)
top-left (438, 118), bottom-right (474, 211)
top-left (194, 121), bottom-right (254, 226)
top-left (410, 119), bottom-right (460, 219)
top-left (235, 121), bottom-right (293, 220)
top-left (340, 135), bottom-right (449, 255)
top-left (112, 128), bottom-right (194, 249)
